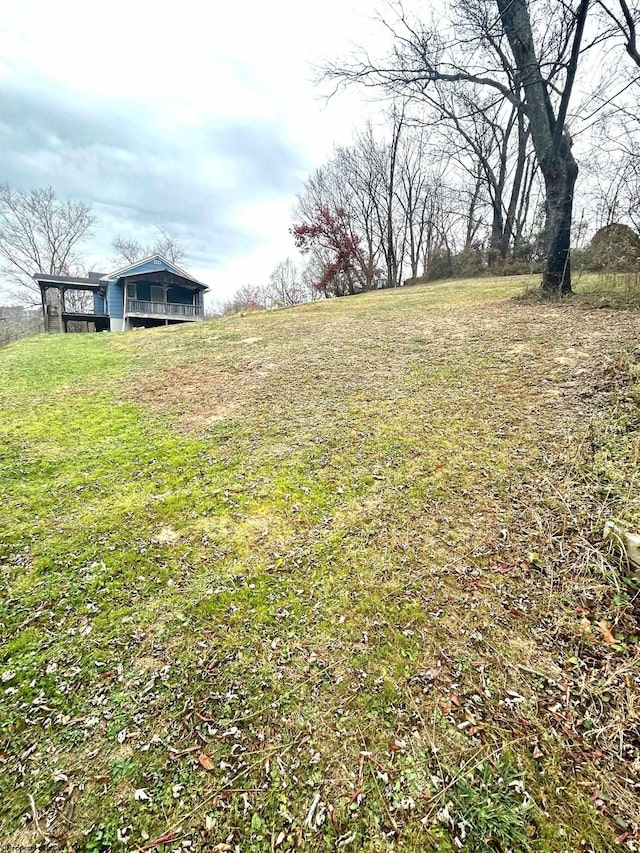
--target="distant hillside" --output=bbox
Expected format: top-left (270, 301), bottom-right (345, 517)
top-left (0, 304), bottom-right (42, 346)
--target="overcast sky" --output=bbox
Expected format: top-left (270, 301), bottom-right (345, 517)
top-left (0, 0), bottom-right (400, 302)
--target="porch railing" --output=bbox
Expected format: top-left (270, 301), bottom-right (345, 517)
top-left (127, 299), bottom-right (203, 317)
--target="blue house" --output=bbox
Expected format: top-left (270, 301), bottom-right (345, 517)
top-left (35, 255), bottom-right (209, 333)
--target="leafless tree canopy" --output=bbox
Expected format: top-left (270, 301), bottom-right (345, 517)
top-left (111, 227), bottom-right (186, 267)
top-left (218, 283), bottom-right (268, 316)
top-left (267, 258), bottom-right (310, 307)
top-left (0, 183), bottom-right (95, 305)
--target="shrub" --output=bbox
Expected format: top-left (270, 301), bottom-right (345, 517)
top-left (589, 223), bottom-right (640, 272)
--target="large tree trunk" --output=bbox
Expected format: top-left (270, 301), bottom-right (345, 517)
top-left (489, 209), bottom-right (508, 261)
top-left (496, 0), bottom-right (588, 297)
top-left (541, 148), bottom-right (578, 293)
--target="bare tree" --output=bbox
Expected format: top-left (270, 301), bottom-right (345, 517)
top-left (346, 109), bottom-right (409, 288)
top-left (0, 183), bottom-right (95, 305)
top-left (429, 88), bottom-right (535, 263)
top-left (220, 283), bottom-right (267, 315)
top-left (299, 257), bottom-right (324, 300)
top-left (111, 236), bottom-right (144, 265)
top-left (396, 128), bottom-right (448, 279)
top-left (153, 227), bottom-right (186, 265)
top-left (583, 117), bottom-right (640, 233)
top-left (297, 111), bottom-right (490, 289)
top-left (379, 104), bottom-right (405, 287)
top-left (497, 0), bottom-right (589, 293)
top-left (297, 115), bottom-right (448, 291)
top-left (111, 226), bottom-right (186, 266)
top-left (336, 126), bottom-right (385, 289)
top-left (265, 258), bottom-right (309, 307)
top-left (419, 173), bottom-right (454, 277)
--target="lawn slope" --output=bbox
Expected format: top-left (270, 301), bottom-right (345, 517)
top-left (1, 275), bottom-right (639, 852)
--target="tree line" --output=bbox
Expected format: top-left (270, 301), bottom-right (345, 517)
top-left (290, 108), bottom-right (540, 298)
top-left (314, 0), bottom-right (640, 297)
top-left (236, 0), bottom-right (640, 308)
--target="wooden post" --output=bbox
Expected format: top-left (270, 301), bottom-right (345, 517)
top-left (40, 284), bottom-right (48, 332)
top-left (60, 287), bottom-right (66, 333)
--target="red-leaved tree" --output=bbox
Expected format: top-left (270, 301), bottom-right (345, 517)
top-left (291, 205), bottom-right (366, 297)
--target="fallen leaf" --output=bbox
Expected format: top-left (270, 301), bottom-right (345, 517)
top-left (198, 753), bottom-right (215, 771)
top-left (438, 699), bottom-right (452, 715)
top-left (598, 620), bottom-right (616, 645)
top-left (134, 788), bottom-right (151, 801)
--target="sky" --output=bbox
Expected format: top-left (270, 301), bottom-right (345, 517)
top-left (0, 0), bottom-right (399, 303)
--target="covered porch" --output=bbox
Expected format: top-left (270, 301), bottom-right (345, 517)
top-left (123, 270), bottom-right (205, 325)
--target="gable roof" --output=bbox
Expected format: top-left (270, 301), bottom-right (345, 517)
top-left (101, 254), bottom-right (209, 289)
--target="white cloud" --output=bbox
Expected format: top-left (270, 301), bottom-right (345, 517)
top-left (0, 0), bottom-right (404, 301)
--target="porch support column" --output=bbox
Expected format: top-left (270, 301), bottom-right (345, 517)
top-left (60, 287), bottom-right (66, 332)
top-left (40, 285), bottom-right (47, 332)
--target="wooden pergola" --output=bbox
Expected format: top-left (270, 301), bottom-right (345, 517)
top-left (34, 274), bottom-right (110, 333)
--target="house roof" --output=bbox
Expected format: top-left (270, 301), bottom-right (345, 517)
top-left (33, 273), bottom-right (107, 291)
top-left (101, 254), bottom-right (209, 290)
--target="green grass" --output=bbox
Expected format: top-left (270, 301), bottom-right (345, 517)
top-left (1, 275), bottom-right (638, 850)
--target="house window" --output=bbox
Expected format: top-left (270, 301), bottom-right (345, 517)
top-left (126, 283), bottom-right (135, 299)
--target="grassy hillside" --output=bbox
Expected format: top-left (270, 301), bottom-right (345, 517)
top-left (1, 275), bottom-right (638, 852)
